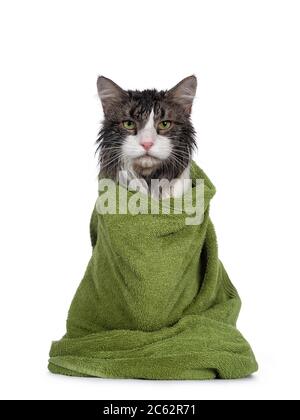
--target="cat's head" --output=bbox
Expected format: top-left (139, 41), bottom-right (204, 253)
top-left (96, 76), bottom-right (197, 180)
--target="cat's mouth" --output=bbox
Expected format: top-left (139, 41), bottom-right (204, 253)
top-left (132, 156), bottom-right (162, 176)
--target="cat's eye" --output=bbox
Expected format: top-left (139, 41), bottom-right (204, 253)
top-left (123, 120), bottom-right (136, 130)
top-left (158, 120), bottom-right (172, 130)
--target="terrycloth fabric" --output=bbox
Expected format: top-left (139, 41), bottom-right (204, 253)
top-left (48, 163), bottom-right (258, 379)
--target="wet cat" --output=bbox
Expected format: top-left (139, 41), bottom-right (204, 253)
top-left (96, 76), bottom-right (197, 198)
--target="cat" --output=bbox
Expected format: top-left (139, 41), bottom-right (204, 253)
top-left (96, 75), bottom-right (197, 198)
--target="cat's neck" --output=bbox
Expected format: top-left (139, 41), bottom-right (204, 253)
top-left (118, 163), bottom-right (191, 199)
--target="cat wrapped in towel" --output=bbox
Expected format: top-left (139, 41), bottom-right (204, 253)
top-left (48, 76), bottom-right (258, 380)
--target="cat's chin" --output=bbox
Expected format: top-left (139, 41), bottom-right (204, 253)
top-left (132, 155), bottom-right (162, 176)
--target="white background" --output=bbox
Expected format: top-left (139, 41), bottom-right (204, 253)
top-left (0, 0), bottom-right (299, 400)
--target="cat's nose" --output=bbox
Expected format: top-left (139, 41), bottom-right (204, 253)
top-left (141, 140), bottom-right (154, 151)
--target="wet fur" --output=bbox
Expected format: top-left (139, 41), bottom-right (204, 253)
top-left (96, 77), bottom-right (197, 190)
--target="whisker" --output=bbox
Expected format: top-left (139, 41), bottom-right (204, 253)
top-left (99, 153), bottom-right (123, 171)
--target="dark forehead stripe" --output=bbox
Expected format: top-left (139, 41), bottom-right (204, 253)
top-left (154, 102), bottom-right (166, 119)
top-left (128, 89), bottom-right (166, 120)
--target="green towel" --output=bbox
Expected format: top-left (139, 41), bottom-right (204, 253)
top-left (48, 163), bottom-right (258, 379)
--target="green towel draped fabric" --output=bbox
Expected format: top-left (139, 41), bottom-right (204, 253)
top-left (48, 163), bottom-right (258, 379)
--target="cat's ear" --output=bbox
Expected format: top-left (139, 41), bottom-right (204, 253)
top-left (167, 75), bottom-right (197, 114)
top-left (97, 76), bottom-right (128, 115)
